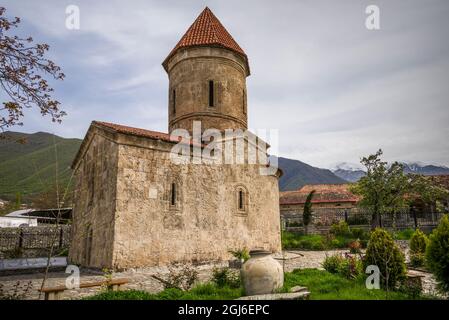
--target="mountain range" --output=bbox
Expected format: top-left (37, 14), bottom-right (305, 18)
top-left (331, 161), bottom-right (449, 182)
top-left (1, 131), bottom-right (448, 200)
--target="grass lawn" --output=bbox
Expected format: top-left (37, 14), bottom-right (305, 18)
top-left (283, 269), bottom-right (430, 300)
top-left (86, 269), bottom-right (434, 300)
top-left (85, 283), bottom-right (244, 300)
top-left (281, 231), bottom-right (367, 250)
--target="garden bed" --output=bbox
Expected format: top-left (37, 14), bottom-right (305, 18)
top-left (85, 269), bottom-right (436, 300)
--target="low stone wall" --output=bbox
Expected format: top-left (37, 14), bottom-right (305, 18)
top-left (0, 226), bottom-right (71, 259)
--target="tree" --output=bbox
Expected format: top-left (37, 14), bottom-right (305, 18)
top-left (426, 215), bottom-right (449, 293)
top-left (363, 228), bottom-right (406, 292)
top-left (0, 7), bottom-right (65, 133)
top-left (302, 190), bottom-right (315, 234)
top-left (350, 149), bottom-right (409, 229)
top-left (351, 150), bottom-right (449, 229)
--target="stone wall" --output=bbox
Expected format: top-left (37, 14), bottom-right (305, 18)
top-left (111, 133), bottom-right (281, 269)
top-left (68, 127), bottom-right (119, 268)
top-left (166, 47), bottom-right (249, 133)
top-left (69, 129), bottom-right (282, 270)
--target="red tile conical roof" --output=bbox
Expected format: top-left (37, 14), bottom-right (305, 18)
top-left (162, 7), bottom-right (248, 72)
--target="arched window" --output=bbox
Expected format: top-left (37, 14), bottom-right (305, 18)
top-left (238, 190), bottom-right (244, 210)
top-left (235, 185), bottom-right (248, 214)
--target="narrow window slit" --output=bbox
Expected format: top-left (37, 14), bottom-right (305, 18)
top-left (171, 183), bottom-right (176, 206)
top-left (209, 80), bottom-right (214, 107)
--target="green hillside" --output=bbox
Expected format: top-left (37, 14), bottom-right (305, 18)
top-left (0, 131), bottom-right (82, 201)
top-left (277, 156), bottom-right (347, 191)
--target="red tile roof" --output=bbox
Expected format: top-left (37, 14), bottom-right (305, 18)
top-left (93, 121), bottom-right (202, 147)
top-left (280, 184), bottom-right (360, 205)
top-left (163, 7), bottom-right (248, 70)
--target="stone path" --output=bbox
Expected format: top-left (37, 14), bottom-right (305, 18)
top-left (0, 250), bottom-right (442, 300)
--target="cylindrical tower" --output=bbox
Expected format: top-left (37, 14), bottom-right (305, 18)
top-left (162, 7), bottom-right (250, 134)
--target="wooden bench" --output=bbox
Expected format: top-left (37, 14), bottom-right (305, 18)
top-left (39, 278), bottom-right (129, 300)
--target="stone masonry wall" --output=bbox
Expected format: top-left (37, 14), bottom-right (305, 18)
top-left (167, 46), bottom-right (249, 133)
top-left (68, 128), bottom-right (119, 268)
top-left (111, 133), bottom-right (281, 269)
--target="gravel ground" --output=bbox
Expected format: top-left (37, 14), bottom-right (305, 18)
top-left (0, 250), bottom-right (443, 300)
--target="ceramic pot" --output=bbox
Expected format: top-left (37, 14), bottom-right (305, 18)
top-left (241, 250), bottom-right (284, 295)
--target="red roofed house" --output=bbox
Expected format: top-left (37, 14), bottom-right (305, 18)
top-left (279, 184), bottom-right (360, 227)
top-left (69, 8), bottom-right (282, 269)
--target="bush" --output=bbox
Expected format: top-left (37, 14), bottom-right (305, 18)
top-left (164, 266), bottom-right (199, 290)
top-left (410, 229), bottom-right (428, 255)
top-left (228, 248), bottom-right (250, 262)
top-left (338, 254), bottom-right (363, 279)
top-left (330, 221), bottom-right (351, 237)
top-left (426, 215), bottom-right (449, 292)
top-left (351, 227), bottom-right (369, 240)
top-left (347, 215), bottom-right (370, 226)
top-left (322, 254), bottom-right (344, 274)
top-left (211, 268), bottom-right (241, 289)
top-left (363, 228), bottom-right (406, 289)
top-left (348, 240), bottom-right (362, 254)
top-left (409, 229), bottom-right (428, 267)
top-left (322, 253), bottom-right (363, 279)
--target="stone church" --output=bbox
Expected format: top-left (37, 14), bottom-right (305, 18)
top-left (69, 7), bottom-right (282, 269)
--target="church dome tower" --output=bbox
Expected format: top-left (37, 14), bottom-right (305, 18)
top-left (162, 7), bottom-right (250, 134)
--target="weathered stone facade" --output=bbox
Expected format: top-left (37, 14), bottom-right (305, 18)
top-left (69, 8), bottom-right (282, 269)
top-left (167, 46), bottom-right (249, 134)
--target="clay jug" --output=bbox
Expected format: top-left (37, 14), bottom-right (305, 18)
top-left (241, 250), bottom-right (284, 295)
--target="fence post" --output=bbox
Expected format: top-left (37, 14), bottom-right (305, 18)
top-left (413, 210), bottom-right (418, 230)
top-left (344, 210), bottom-right (348, 223)
top-left (59, 227), bottom-right (64, 248)
top-left (378, 214), bottom-right (382, 228)
top-left (18, 229), bottom-right (24, 249)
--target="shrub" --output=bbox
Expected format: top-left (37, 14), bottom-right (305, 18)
top-left (363, 228), bottom-right (406, 289)
top-left (338, 254), bottom-right (363, 279)
top-left (409, 229), bottom-right (428, 267)
top-left (351, 227), bottom-right (369, 240)
top-left (330, 221), bottom-right (351, 237)
top-left (322, 254), bottom-right (344, 274)
top-left (347, 215), bottom-right (370, 226)
top-left (410, 229), bottom-right (428, 255)
top-left (164, 266), bottom-right (199, 290)
top-left (322, 253), bottom-right (363, 279)
top-left (211, 268), bottom-right (241, 289)
top-left (426, 215), bottom-right (449, 292)
top-left (228, 248), bottom-right (250, 262)
top-left (348, 240), bottom-right (362, 254)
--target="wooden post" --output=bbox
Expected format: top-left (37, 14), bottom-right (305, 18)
top-left (18, 229), bottom-right (23, 249)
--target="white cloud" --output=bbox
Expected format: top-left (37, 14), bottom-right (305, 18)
top-left (2, 0), bottom-right (448, 168)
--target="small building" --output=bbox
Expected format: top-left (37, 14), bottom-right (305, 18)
top-left (279, 184), bottom-right (360, 227)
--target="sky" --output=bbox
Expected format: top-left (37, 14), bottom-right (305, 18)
top-left (1, 0), bottom-right (449, 169)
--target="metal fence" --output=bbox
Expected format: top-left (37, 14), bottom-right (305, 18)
top-left (0, 225), bottom-right (71, 251)
top-left (282, 207), bottom-right (445, 231)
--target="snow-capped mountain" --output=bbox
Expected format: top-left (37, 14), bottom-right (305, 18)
top-left (330, 162), bottom-right (366, 182)
top-left (401, 162), bottom-right (449, 175)
top-left (330, 161), bottom-right (449, 183)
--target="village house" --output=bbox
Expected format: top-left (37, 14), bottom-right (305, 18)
top-left (279, 184), bottom-right (360, 227)
top-left (68, 8), bottom-right (282, 269)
